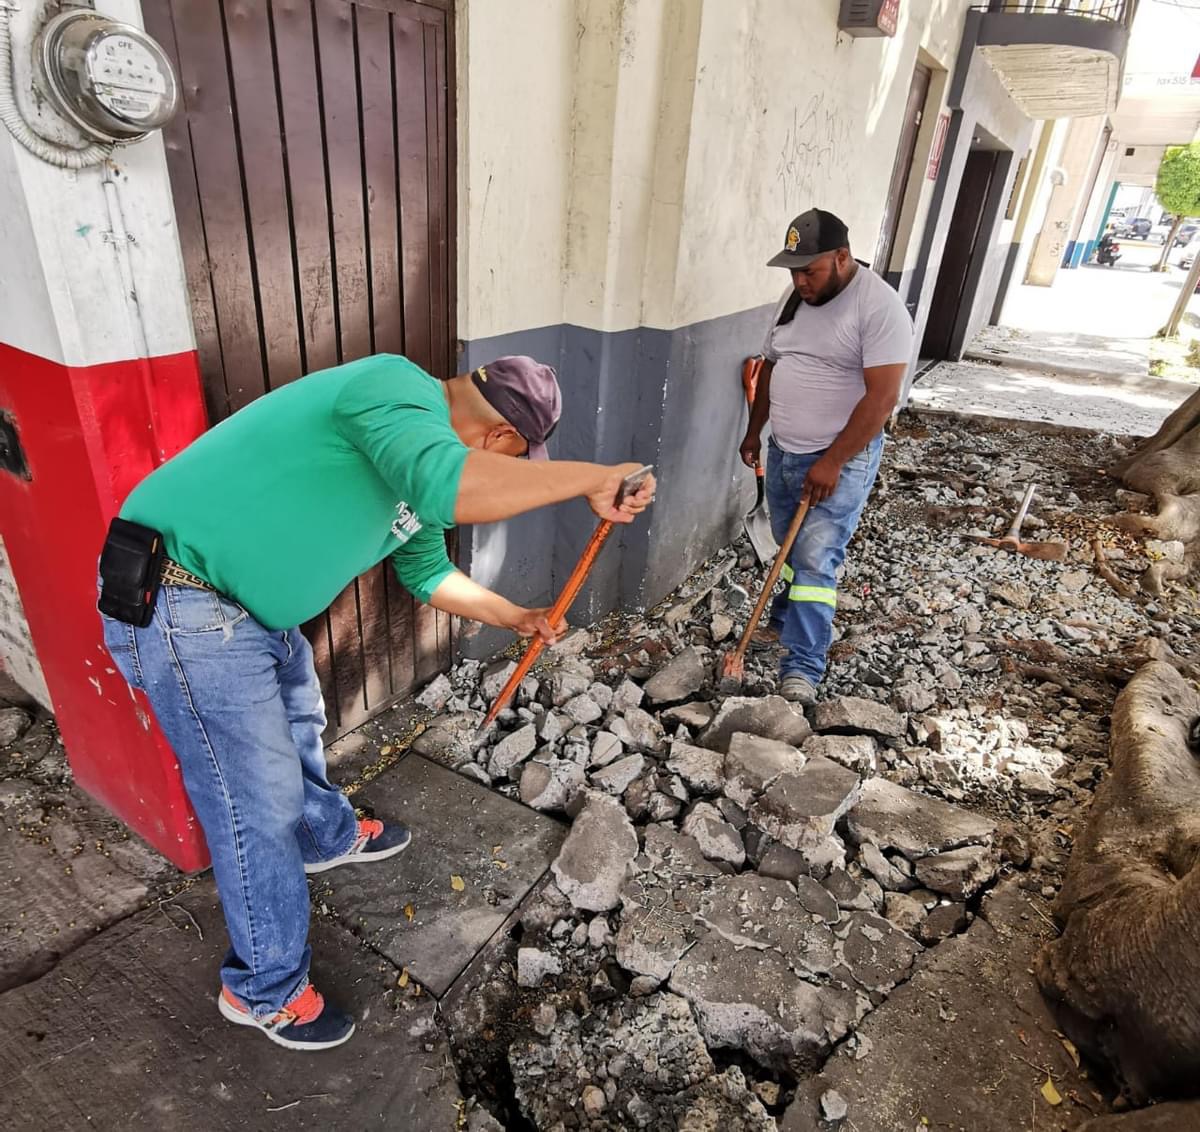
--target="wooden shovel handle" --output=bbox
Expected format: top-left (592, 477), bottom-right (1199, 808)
top-left (728, 496), bottom-right (811, 668)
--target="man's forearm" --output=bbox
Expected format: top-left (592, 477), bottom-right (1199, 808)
top-left (454, 453), bottom-right (611, 524)
top-left (825, 391), bottom-right (897, 465)
top-left (427, 569), bottom-right (521, 628)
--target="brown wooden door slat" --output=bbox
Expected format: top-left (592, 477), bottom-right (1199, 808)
top-left (393, 13), bottom-right (433, 371)
top-left (225, 0), bottom-right (305, 389)
top-left (168, 0), bottom-right (269, 417)
top-left (153, 0), bottom-right (455, 739)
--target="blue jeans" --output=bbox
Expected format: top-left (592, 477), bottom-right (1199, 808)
top-left (765, 434), bottom-right (883, 685)
top-left (101, 584), bottom-right (359, 1018)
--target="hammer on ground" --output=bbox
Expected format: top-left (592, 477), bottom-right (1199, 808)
top-left (971, 483), bottom-right (1068, 562)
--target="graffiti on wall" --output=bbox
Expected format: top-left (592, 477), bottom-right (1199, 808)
top-left (775, 94), bottom-right (851, 210)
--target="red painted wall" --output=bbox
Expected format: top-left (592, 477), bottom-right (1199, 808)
top-left (0, 341), bottom-right (211, 871)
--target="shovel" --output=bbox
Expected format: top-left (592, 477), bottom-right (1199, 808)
top-left (970, 483), bottom-right (1068, 562)
top-left (741, 356), bottom-right (778, 566)
top-left (718, 495), bottom-right (811, 693)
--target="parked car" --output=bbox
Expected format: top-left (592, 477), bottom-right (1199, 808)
top-left (1115, 216), bottom-right (1152, 240)
top-left (1178, 233), bottom-right (1200, 270)
top-left (1175, 222), bottom-right (1198, 248)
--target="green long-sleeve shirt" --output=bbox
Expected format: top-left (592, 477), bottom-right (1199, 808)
top-left (121, 355), bottom-right (467, 630)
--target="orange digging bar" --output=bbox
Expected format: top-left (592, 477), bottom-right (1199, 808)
top-left (480, 465), bottom-right (654, 732)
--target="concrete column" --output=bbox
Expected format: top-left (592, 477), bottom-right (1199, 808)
top-left (0, 1), bottom-right (210, 868)
top-left (1066, 131), bottom-right (1119, 267)
top-left (1024, 115), bottom-right (1107, 286)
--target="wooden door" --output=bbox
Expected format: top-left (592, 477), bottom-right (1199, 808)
top-left (874, 63), bottom-right (931, 277)
top-left (147, 0), bottom-right (456, 735)
top-left (921, 149), bottom-right (998, 360)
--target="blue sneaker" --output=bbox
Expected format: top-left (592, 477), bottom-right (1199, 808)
top-left (304, 818), bottom-right (412, 875)
top-left (218, 984), bottom-right (355, 1051)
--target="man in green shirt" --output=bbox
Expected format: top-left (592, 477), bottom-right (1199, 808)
top-left (100, 354), bottom-right (654, 1051)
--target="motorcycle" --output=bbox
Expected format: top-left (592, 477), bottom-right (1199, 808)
top-left (1096, 235), bottom-right (1121, 267)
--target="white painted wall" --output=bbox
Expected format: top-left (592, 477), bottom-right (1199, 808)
top-left (0, 0), bottom-right (195, 366)
top-left (457, 0), bottom-right (974, 342)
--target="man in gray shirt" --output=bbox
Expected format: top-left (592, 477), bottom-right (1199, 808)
top-left (740, 208), bottom-right (913, 704)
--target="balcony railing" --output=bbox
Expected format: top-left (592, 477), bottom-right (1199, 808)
top-left (971, 0), bottom-right (1136, 116)
top-left (974, 1), bottom-right (1136, 24)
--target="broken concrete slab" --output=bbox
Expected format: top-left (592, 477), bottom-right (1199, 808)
top-left (411, 710), bottom-right (485, 765)
top-left (845, 777), bottom-right (996, 860)
top-left (811, 696), bottom-right (905, 740)
top-left (516, 946), bottom-right (562, 988)
top-left (666, 740), bottom-right (725, 795)
top-left (0, 820), bottom-right (152, 993)
top-left (700, 695), bottom-right (812, 753)
top-left (803, 733), bottom-right (878, 775)
top-left (551, 791), bottom-right (638, 912)
top-left (858, 842), bottom-right (914, 893)
top-left (507, 993), bottom-right (773, 1131)
top-left (917, 902), bottom-right (969, 944)
top-left (0, 881), bottom-right (461, 1131)
top-left (611, 705), bottom-right (667, 753)
top-left (914, 843), bottom-right (1000, 899)
top-left (681, 803), bottom-right (746, 868)
top-left (519, 758), bottom-right (585, 813)
top-left (590, 752), bottom-right (646, 795)
top-left (644, 645), bottom-right (708, 706)
top-left (669, 932), bottom-right (860, 1073)
top-left (723, 732), bottom-right (806, 808)
top-left (750, 757), bottom-right (862, 850)
top-left (784, 879), bottom-right (1096, 1132)
top-left (661, 700), bottom-right (715, 731)
top-left (836, 911), bottom-right (922, 995)
top-left (488, 722), bottom-right (539, 778)
top-left (320, 753), bottom-right (564, 996)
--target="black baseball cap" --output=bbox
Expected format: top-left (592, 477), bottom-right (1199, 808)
top-left (767, 208), bottom-right (850, 268)
top-left (471, 355), bottom-right (562, 460)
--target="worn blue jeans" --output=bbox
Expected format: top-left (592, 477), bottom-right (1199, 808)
top-left (765, 434), bottom-right (883, 685)
top-left (101, 584), bottom-right (359, 1018)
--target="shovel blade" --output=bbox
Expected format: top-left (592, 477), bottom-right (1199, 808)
top-left (743, 506), bottom-right (778, 566)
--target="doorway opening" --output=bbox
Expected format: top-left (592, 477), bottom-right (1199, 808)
top-left (874, 62), bottom-right (932, 280)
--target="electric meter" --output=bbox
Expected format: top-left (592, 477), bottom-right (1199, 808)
top-left (38, 10), bottom-right (179, 144)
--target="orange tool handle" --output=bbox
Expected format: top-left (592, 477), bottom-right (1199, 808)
top-left (726, 496), bottom-right (811, 670)
top-left (481, 519), bottom-right (617, 729)
top-left (742, 356), bottom-right (766, 480)
top-left (480, 464), bottom-right (654, 730)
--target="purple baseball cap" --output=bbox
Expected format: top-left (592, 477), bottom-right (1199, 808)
top-left (471, 355), bottom-right (562, 460)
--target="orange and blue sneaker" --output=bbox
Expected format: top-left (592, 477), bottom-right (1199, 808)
top-left (218, 984), bottom-right (355, 1051)
top-left (304, 818), bottom-right (412, 875)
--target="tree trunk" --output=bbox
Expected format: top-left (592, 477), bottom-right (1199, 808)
top-left (1154, 216), bottom-right (1184, 272)
top-left (1111, 386), bottom-right (1200, 478)
top-left (1160, 247), bottom-right (1200, 338)
top-left (1034, 661), bottom-right (1200, 1103)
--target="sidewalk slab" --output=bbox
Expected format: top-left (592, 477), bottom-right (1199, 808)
top-left (0, 882), bottom-right (461, 1131)
top-left (318, 753), bottom-right (566, 996)
top-left (966, 325), bottom-right (1150, 380)
top-left (0, 808), bottom-right (168, 993)
top-left (909, 358), bottom-right (1194, 437)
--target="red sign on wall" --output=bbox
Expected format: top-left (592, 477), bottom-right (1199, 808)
top-left (927, 112), bottom-right (951, 181)
top-left (879, 0), bottom-right (900, 36)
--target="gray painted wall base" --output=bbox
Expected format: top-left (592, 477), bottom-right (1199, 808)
top-left (459, 303), bottom-right (773, 658)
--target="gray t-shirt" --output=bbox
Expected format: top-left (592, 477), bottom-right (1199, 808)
top-left (762, 267), bottom-right (913, 454)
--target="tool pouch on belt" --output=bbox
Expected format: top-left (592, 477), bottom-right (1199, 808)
top-left (97, 517), bottom-right (166, 628)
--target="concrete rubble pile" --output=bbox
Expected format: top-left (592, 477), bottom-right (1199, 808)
top-left (422, 418), bottom-right (1200, 1128)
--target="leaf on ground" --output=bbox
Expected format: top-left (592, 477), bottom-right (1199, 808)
top-left (450, 874), bottom-right (466, 892)
top-left (1041, 1077), bottom-right (1063, 1106)
top-left (397, 967), bottom-right (409, 988)
top-left (1060, 1036), bottom-right (1081, 1068)
top-left (493, 858), bottom-right (510, 870)
top-left (404, 903), bottom-right (415, 922)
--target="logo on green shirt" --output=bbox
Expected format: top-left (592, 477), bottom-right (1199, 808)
top-left (391, 501), bottom-right (423, 545)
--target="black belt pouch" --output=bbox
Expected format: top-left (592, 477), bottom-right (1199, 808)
top-left (98, 517), bottom-right (166, 628)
